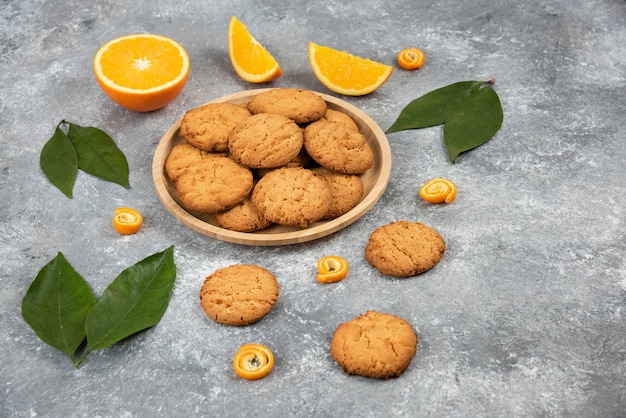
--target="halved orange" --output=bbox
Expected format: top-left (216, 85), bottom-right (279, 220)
top-left (94, 33), bottom-right (190, 112)
top-left (308, 42), bottom-right (394, 96)
top-left (228, 16), bottom-right (282, 83)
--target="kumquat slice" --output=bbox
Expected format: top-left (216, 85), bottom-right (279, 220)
top-left (397, 48), bottom-right (425, 71)
top-left (316, 256), bottom-right (349, 284)
top-left (419, 178), bottom-right (457, 204)
top-left (113, 207), bottom-right (143, 235)
top-left (233, 343), bottom-right (275, 380)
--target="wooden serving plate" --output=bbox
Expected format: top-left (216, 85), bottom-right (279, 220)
top-left (152, 88), bottom-right (392, 246)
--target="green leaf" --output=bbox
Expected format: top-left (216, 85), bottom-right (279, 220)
top-left (85, 246), bottom-right (176, 354)
top-left (67, 122), bottom-right (130, 189)
top-left (40, 123), bottom-right (78, 198)
top-left (444, 85), bottom-right (503, 163)
top-left (21, 252), bottom-right (96, 366)
top-left (386, 80), bottom-right (483, 133)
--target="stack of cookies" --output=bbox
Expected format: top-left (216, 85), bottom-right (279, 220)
top-left (165, 88), bottom-right (373, 232)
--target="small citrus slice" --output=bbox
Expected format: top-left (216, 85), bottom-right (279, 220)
top-left (233, 343), bottom-right (275, 380)
top-left (228, 16), bottom-right (282, 83)
top-left (94, 34), bottom-right (190, 112)
top-left (113, 207), bottom-right (143, 235)
top-left (308, 42), bottom-right (394, 96)
top-left (397, 48), bottom-right (425, 70)
top-left (419, 178), bottom-right (457, 204)
top-left (316, 256), bottom-right (349, 284)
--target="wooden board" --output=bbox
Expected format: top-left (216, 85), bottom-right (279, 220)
top-left (152, 88), bottom-right (392, 246)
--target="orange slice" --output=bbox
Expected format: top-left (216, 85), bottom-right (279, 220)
top-left (112, 207), bottom-right (143, 235)
top-left (316, 256), bottom-right (349, 284)
top-left (308, 42), bottom-right (393, 96)
top-left (233, 343), bottom-right (275, 380)
top-left (228, 16), bottom-right (282, 83)
top-left (397, 48), bottom-right (425, 70)
top-left (94, 34), bottom-right (190, 112)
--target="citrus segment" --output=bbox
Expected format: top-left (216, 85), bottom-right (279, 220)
top-left (308, 42), bottom-right (393, 96)
top-left (228, 16), bottom-right (282, 83)
top-left (94, 34), bottom-right (190, 112)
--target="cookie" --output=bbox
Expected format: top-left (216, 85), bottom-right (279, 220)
top-left (255, 148), bottom-right (313, 177)
top-left (175, 156), bottom-right (253, 213)
top-left (214, 197), bottom-right (272, 232)
top-left (228, 113), bottom-right (304, 169)
top-left (179, 102), bottom-right (251, 152)
top-left (200, 264), bottom-right (279, 326)
top-left (312, 167), bottom-right (364, 218)
top-left (251, 167), bottom-right (332, 227)
top-left (164, 142), bottom-right (209, 182)
top-left (330, 310), bottom-right (418, 379)
top-left (365, 220), bottom-right (446, 278)
top-left (247, 88), bottom-right (327, 124)
top-left (304, 119), bottom-right (374, 175)
top-left (323, 108), bottom-right (360, 133)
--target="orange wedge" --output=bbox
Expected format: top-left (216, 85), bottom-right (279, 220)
top-left (228, 16), bottom-right (282, 83)
top-left (308, 42), bottom-right (393, 96)
top-left (94, 34), bottom-right (190, 112)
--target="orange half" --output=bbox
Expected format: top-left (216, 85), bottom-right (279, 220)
top-left (308, 42), bottom-right (393, 96)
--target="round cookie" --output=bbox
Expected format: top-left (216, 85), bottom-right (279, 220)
top-left (179, 102), bottom-right (251, 152)
top-left (164, 142), bottom-right (209, 182)
top-left (311, 167), bottom-right (364, 218)
top-left (323, 108), bottom-right (360, 133)
top-left (251, 167), bottom-right (332, 227)
top-left (365, 220), bottom-right (446, 278)
top-left (228, 113), bottom-right (304, 169)
top-left (330, 310), bottom-right (418, 379)
top-left (175, 156), bottom-right (253, 213)
top-left (213, 197), bottom-right (272, 232)
top-left (200, 264), bottom-right (279, 326)
top-left (304, 119), bottom-right (374, 175)
top-left (247, 88), bottom-right (327, 124)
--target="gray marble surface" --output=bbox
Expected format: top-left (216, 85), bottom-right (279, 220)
top-left (1, 0), bottom-right (625, 417)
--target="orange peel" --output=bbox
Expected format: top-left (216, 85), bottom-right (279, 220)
top-left (233, 343), bottom-right (274, 380)
top-left (113, 207), bottom-right (143, 235)
top-left (397, 48), bottom-right (425, 70)
top-left (316, 256), bottom-right (349, 283)
top-left (419, 178), bottom-right (457, 204)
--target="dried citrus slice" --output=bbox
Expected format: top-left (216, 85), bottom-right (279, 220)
top-left (317, 256), bottom-right (349, 283)
top-left (94, 34), bottom-right (190, 112)
top-left (112, 207), bottom-right (143, 235)
top-left (233, 343), bottom-right (275, 380)
top-left (308, 42), bottom-right (393, 96)
top-left (419, 178), bottom-right (457, 204)
top-left (228, 16), bottom-right (282, 83)
top-left (397, 48), bottom-right (425, 70)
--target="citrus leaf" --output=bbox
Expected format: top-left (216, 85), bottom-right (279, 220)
top-left (85, 246), bottom-right (176, 353)
top-left (21, 252), bottom-right (96, 366)
top-left (444, 84), bottom-right (503, 163)
top-left (385, 80), bottom-right (483, 133)
top-left (67, 122), bottom-right (130, 189)
top-left (40, 123), bottom-right (78, 198)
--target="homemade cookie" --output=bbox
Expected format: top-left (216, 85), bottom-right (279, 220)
top-left (213, 197), bottom-right (272, 232)
top-left (330, 310), bottom-right (418, 379)
top-left (228, 113), bottom-right (304, 169)
top-left (365, 220), bottom-right (446, 278)
top-left (175, 157), bottom-right (253, 213)
top-left (323, 108), bottom-right (360, 133)
top-left (164, 142), bottom-right (209, 182)
top-left (251, 167), bottom-right (332, 227)
top-left (247, 88), bottom-right (327, 124)
top-left (200, 264), bottom-right (279, 326)
top-left (312, 167), bottom-right (364, 218)
top-left (179, 102), bottom-right (251, 152)
top-left (304, 119), bottom-right (374, 175)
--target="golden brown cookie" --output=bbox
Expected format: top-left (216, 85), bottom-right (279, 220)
top-left (175, 156), bottom-right (253, 213)
top-left (200, 264), bottom-right (279, 326)
top-left (179, 102), bottom-right (251, 152)
top-left (213, 197), bottom-right (272, 232)
top-left (330, 310), bottom-right (418, 379)
top-left (312, 167), bottom-right (364, 218)
top-left (251, 167), bottom-right (332, 227)
top-left (304, 119), bottom-right (374, 175)
top-left (365, 220), bottom-right (446, 278)
top-left (323, 108), bottom-right (360, 133)
top-left (247, 88), bottom-right (327, 124)
top-left (228, 113), bottom-right (304, 169)
top-left (164, 142), bottom-right (209, 182)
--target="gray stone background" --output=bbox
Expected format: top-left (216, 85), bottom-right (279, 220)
top-left (1, 0), bottom-right (624, 416)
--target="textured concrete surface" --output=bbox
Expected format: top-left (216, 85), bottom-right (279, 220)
top-left (1, 0), bottom-right (625, 417)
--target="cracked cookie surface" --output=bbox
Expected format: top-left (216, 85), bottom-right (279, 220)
top-left (179, 102), bottom-right (251, 152)
top-left (330, 310), bottom-right (418, 379)
top-left (247, 88), bottom-right (327, 124)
